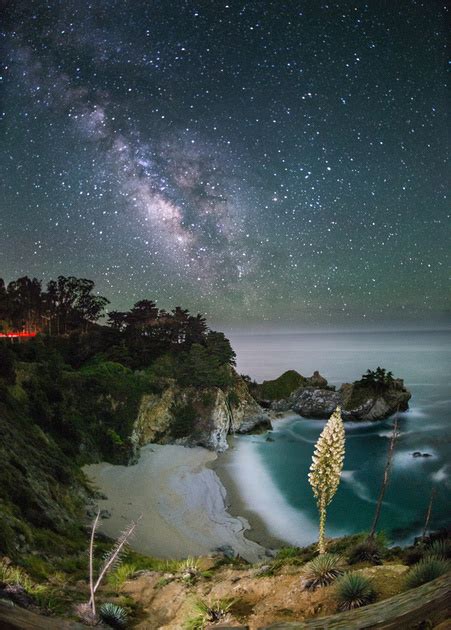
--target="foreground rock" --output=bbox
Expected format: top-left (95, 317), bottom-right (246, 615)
top-left (265, 371), bottom-right (411, 421)
top-left (133, 372), bottom-right (271, 452)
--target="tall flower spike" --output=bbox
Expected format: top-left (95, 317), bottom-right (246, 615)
top-left (308, 406), bottom-right (345, 554)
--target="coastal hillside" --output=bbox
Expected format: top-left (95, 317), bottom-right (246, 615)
top-left (0, 276), bottom-right (447, 629)
top-left (0, 531), bottom-right (449, 628)
top-left (0, 275), bottom-right (268, 560)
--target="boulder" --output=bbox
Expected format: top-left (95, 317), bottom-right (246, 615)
top-left (307, 371), bottom-right (328, 388)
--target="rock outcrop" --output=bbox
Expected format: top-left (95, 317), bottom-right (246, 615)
top-left (254, 370), bottom-right (332, 408)
top-left (270, 375), bottom-right (411, 421)
top-left (132, 373), bottom-right (271, 452)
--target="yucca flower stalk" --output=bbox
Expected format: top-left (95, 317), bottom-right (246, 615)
top-left (308, 406), bottom-right (345, 554)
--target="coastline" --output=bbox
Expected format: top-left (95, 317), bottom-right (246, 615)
top-left (210, 439), bottom-right (288, 550)
top-left (84, 444), bottom-right (269, 563)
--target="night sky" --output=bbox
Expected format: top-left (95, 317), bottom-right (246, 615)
top-left (1, 1), bottom-right (449, 328)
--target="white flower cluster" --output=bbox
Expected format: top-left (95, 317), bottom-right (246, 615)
top-left (308, 406), bottom-right (345, 507)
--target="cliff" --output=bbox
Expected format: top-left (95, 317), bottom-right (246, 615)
top-left (266, 372), bottom-right (411, 421)
top-left (132, 372), bottom-right (271, 452)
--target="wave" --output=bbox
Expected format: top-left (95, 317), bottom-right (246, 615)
top-left (397, 407), bottom-right (427, 419)
top-left (431, 465), bottom-right (450, 487)
top-left (283, 428), bottom-right (316, 444)
top-left (225, 440), bottom-right (317, 547)
top-left (341, 470), bottom-right (377, 504)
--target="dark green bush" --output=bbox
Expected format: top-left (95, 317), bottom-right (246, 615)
top-left (171, 403), bottom-right (197, 438)
top-left (348, 538), bottom-right (384, 565)
top-left (404, 545), bottom-right (426, 566)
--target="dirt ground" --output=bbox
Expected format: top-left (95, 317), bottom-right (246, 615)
top-left (121, 560), bottom-right (409, 629)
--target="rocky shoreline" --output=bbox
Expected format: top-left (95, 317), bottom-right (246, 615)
top-left (130, 368), bottom-right (411, 458)
top-left (257, 370), bottom-right (411, 422)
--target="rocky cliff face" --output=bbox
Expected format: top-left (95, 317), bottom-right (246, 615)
top-left (270, 376), bottom-right (411, 421)
top-left (132, 374), bottom-right (271, 452)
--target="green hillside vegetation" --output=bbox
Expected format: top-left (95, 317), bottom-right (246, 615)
top-left (0, 275), bottom-right (239, 562)
top-left (342, 367), bottom-right (398, 410)
top-left (253, 370), bottom-right (306, 400)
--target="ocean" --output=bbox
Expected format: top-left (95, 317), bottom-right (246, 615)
top-left (224, 329), bottom-right (451, 547)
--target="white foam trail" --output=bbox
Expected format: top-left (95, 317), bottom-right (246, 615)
top-left (226, 440), bottom-right (317, 547)
top-left (431, 465), bottom-right (450, 487)
top-left (398, 407), bottom-right (426, 419)
top-left (341, 470), bottom-right (376, 504)
top-left (377, 430), bottom-right (404, 438)
top-left (343, 421), bottom-right (379, 430)
top-left (284, 428), bottom-right (316, 444)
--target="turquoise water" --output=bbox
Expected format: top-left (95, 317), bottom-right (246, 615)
top-left (225, 330), bottom-right (451, 546)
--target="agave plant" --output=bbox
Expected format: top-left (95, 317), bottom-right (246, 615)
top-left (335, 571), bottom-right (376, 611)
top-left (301, 553), bottom-right (344, 590)
top-left (99, 602), bottom-right (128, 628)
top-left (179, 556), bottom-right (201, 580)
top-left (425, 539), bottom-right (451, 561)
top-left (405, 557), bottom-right (450, 589)
top-left (184, 597), bottom-right (236, 630)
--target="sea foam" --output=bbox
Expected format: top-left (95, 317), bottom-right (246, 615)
top-left (226, 439), bottom-right (317, 547)
top-left (341, 470), bottom-right (377, 504)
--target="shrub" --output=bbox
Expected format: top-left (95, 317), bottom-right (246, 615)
top-left (348, 538), bottom-right (384, 565)
top-left (335, 571), bottom-right (376, 610)
top-left (301, 553), bottom-right (344, 590)
top-left (227, 390), bottom-right (240, 407)
top-left (276, 546), bottom-right (302, 560)
top-left (405, 558), bottom-right (450, 589)
top-left (171, 403), bottom-right (197, 439)
top-left (185, 597), bottom-right (236, 630)
top-left (404, 545), bottom-right (426, 566)
top-left (99, 602), bottom-right (128, 628)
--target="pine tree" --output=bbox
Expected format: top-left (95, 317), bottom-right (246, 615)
top-left (308, 406), bottom-right (345, 554)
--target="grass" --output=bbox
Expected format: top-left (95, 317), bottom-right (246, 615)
top-left (301, 554), bottom-right (344, 590)
top-left (107, 562), bottom-right (138, 589)
top-left (335, 571), bottom-right (377, 611)
top-left (0, 559), bottom-right (36, 592)
top-left (0, 558), bottom-right (70, 615)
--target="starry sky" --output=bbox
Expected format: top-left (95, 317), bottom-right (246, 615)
top-left (1, 1), bottom-right (449, 328)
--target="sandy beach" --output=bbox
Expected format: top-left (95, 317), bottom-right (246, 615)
top-left (84, 444), bottom-right (268, 563)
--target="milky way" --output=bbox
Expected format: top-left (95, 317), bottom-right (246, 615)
top-left (1, 1), bottom-right (449, 326)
